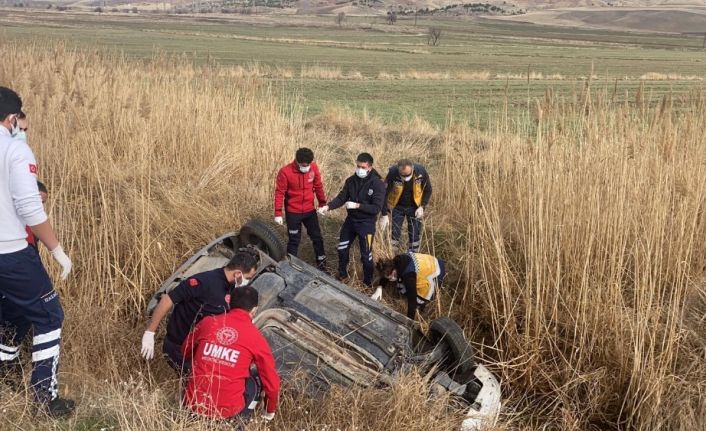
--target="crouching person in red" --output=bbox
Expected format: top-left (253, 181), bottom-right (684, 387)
top-left (181, 285), bottom-right (280, 425)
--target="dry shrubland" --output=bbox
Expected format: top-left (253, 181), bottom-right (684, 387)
top-left (1, 42), bottom-right (706, 430)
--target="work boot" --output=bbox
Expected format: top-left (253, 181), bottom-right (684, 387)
top-left (317, 261), bottom-right (331, 275)
top-left (46, 398), bottom-right (76, 418)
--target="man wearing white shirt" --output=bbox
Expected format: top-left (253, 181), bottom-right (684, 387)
top-left (0, 87), bottom-right (74, 417)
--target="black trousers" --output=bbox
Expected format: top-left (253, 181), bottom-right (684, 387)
top-left (163, 337), bottom-right (191, 376)
top-left (286, 211), bottom-right (326, 267)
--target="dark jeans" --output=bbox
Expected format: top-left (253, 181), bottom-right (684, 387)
top-left (0, 246), bottom-right (64, 403)
top-left (391, 206), bottom-right (422, 252)
top-left (337, 217), bottom-right (376, 287)
top-left (163, 337), bottom-right (191, 376)
top-left (286, 211), bottom-right (326, 268)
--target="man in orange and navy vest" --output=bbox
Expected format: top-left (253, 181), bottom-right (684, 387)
top-left (380, 159), bottom-right (432, 253)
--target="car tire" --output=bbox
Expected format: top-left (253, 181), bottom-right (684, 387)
top-left (239, 219), bottom-right (287, 262)
top-left (428, 317), bottom-right (476, 382)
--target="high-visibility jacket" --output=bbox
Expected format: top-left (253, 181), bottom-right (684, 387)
top-left (398, 252), bottom-right (443, 303)
top-left (383, 164), bottom-right (432, 214)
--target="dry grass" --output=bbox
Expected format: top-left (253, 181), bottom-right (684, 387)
top-left (1, 41), bottom-right (706, 431)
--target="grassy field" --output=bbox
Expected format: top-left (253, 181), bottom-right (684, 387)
top-left (1, 9), bottom-right (705, 125)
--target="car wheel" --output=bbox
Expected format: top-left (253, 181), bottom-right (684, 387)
top-left (428, 317), bottom-right (476, 383)
top-left (239, 219), bottom-right (287, 262)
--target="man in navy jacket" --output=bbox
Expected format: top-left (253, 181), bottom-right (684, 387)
top-left (318, 153), bottom-right (386, 287)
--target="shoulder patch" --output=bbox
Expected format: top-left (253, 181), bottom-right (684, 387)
top-left (29, 163), bottom-right (37, 174)
top-left (188, 278), bottom-right (199, 287)
top-left (368, 188), bottom-right (373, 196)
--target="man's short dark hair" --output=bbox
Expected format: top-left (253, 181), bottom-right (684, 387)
top-left (37, 181), bottom-right (48, 194)
top-left (397, 159), bottom-right (413, 169)
top-left (0, 87), bottom-right (22, 122)
top-left (226, 252), bottom-right (258, 273)
top-left (230, 285), bottom-right (259, 311)
top-left (356, 153), bottom-right (374, 166)
top-left (295, 148), bottom-right (314, 164)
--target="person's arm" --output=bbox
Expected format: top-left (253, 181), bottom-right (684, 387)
top-left (254, 335), bottom-right (281, 414)
top-left (146, 294), bottom-right (174, 332)
top-left (401, 271), bottom-right (418, 320)
top-left (357, 178), bottom-right (385, 215)
top-left (421, 167), bottom-right (432, 207)
top-left (313, 164), bottom-right (327, 207)
top-left (9, 144), bottom-right (53, 245)
top-left (274, 168), bottom-right (287, 217)
top-left (381, 168), bottom-right (393, 216)
top-left (28, 221), bottom-right (59, 251)
top-left (146, 278), bottom-right (199, 331)
top-left (327, 179), bottom-right (349, 210)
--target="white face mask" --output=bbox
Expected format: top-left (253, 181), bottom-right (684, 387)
top-left (299, 164), bottom-right (311, 173)
top-left (13, 130), bottom-right (27, 142)
top-left (403, 174), bottom-right (413, 182)
top-left (356, 167), bottom-right (369, 178)
top-left (239, 277), bottom-right (250, 287)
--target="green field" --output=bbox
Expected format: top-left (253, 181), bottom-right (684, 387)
top-left (2, 9), bottom-right (705, 125)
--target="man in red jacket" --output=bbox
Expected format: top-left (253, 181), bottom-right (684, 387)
top-left (181, 286), bottom-right (280, 423)
top-left (274, 147), bottom-right (327, 270)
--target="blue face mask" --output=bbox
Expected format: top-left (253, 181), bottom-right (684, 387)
top-left (356, 167), bottom-right (369, 178)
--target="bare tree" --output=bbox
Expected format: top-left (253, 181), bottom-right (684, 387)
top-left (386, 10), bottom-right (397, 24)
top-left (427, 27), bottom-right (442, 46)
top-left (336, 11), bottom-right (345, 26)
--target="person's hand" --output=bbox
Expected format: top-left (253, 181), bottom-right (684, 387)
top-left (50, 245), bottom-right (72, 280)
top-left (379, 215), bottom-right (389, 230)
top-left (262, 411), bottom-right (275, 421)
top-left (141, 331), bottom-right (155, 360)
top-left (274, 216), bottom-right (284, 226)
top-left (345, 201), bottom-right (360, 209)
top-left (317, 205), bottom-right (329, 216)
top-left (371, 287), bottom-right (383, 301)
top-left (415, 206), bottom-right (424, 219)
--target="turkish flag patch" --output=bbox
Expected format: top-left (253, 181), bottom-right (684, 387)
top-left (188, 278), bottom-right (199, 287)
top-left (28, 164), bottom-right (37, 174)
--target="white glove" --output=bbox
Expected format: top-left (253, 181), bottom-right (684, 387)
top-left (274, 216), bottom-right (284, 225)
top-left (379, 215), bottom-right (389, 230)
top-left (317, 205), bottom-right (329, 216)
top-left (415, 206), bottom-right (424, 219)
top-left (50, 245), bottom-right (72, 280)
top-left (345, 201), bottom-right (360, 209)
top-left (262, 411), bottom-right (275, 421)
top-left (371, 287), bottom-right (383, 301)
top-left (141, 330), bottom-right (155, 360)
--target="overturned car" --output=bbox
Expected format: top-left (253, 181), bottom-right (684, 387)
top-left (147, 219), bottom-right (501, 430)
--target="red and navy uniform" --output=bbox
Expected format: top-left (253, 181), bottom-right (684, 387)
top-left (328, 169), bottom-right (386, 286)
top-left (274, 161), bottom-right (327, 265)
top-left (163, 268), bottom-right (233, 373)
top-left (181, 309), bottom-right (280, 419)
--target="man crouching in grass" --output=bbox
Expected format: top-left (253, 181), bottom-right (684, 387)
top-left (181, 286), bottom-right (280, 426)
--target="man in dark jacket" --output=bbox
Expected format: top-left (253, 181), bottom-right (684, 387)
top-left (380, 159), bottom-right (432, 253)
top-left (273, 148), bottom-right (327, 270)
top-left (318, 153), bottom-right (386, 287)
top-left (140, 252), bottom-right (258, 375)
